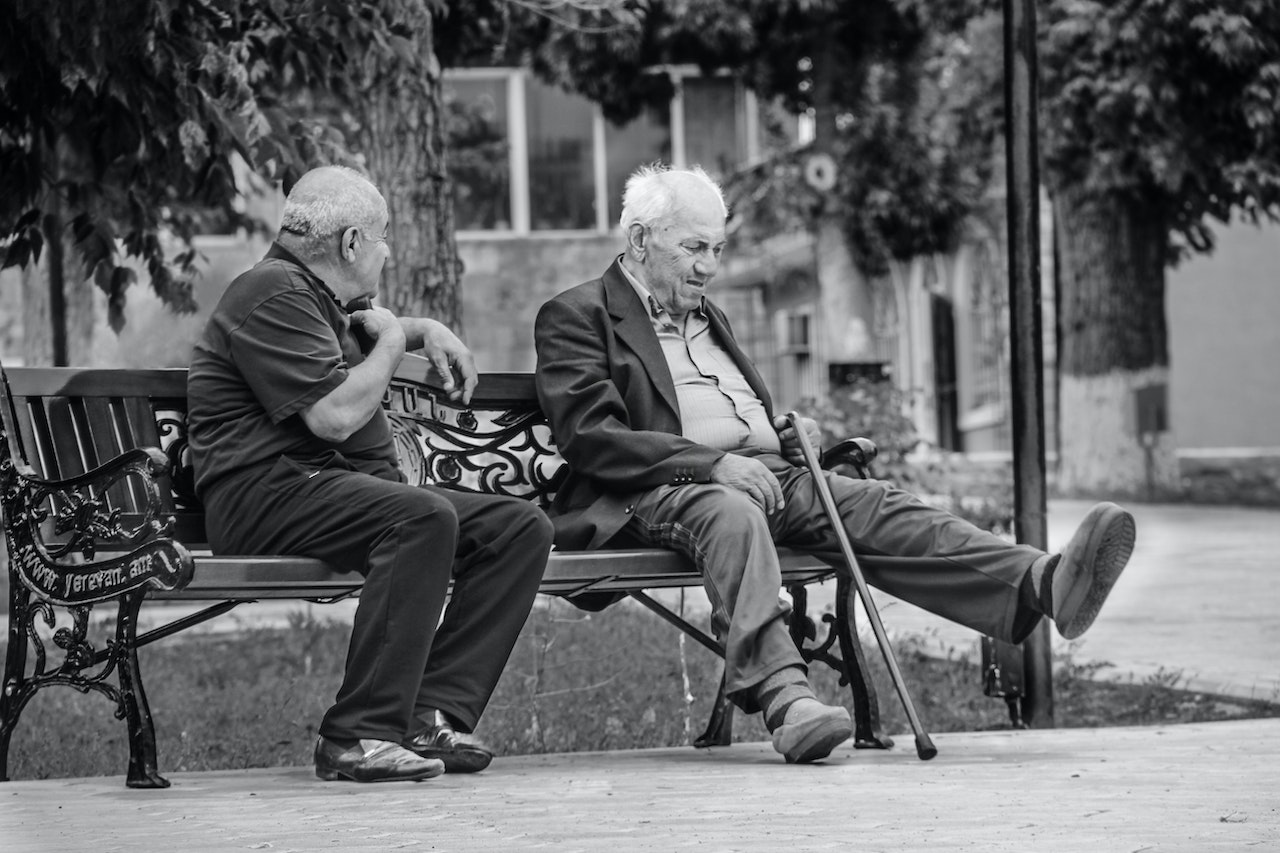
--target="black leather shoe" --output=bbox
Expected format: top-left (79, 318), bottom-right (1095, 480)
top-left (403, 709), bottom-right (494, 773)
top-left (314, 736), bottom-right (444, 783)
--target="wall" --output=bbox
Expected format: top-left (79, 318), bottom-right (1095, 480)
top-left (101, 236), bottom-right (274, 368)
top-left (456, 234), bottom-right (619, 371)
top-left (1166, 220), bottom-right (1280, 454)
top-left (1, 232), bottom-right (618, 373)
top-left (0, 236), bottom-right (272, 370)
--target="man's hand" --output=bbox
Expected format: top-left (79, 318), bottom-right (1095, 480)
top-left (405, 318), bottom-right (479, 405)
top-left (349, 305), bottom-right (407, 359)
top-left (709, 454), bottom-right (785, 515)
top-left (774, 415), bottom-right (821, 466)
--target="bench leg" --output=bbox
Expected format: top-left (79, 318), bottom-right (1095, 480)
top-left (833, 577), bottom-right (894, 749)
top-left (0, 580), bottom-right (33, 782)
top-left (787, 581), bottom-right (893, 750)
top-left (116, 590), bottom-right (169, 789)
top-left (0, 579), bottom-right (169, 787)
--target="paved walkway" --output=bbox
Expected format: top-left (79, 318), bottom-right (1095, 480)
top-left (6, 719), bottom-right (1279, 851)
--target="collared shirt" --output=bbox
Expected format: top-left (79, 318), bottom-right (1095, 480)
top-left (618, 258), bottom-right (780, 454)
top-left (187, 242), bottom-right (399, 497)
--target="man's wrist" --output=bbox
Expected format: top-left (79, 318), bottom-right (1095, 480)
top-left (397, 317), bottom-right (429, 350)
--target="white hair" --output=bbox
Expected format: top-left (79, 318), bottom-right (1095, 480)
top-left (279, 166), bottom-right (387, 259)
top-left (619, 163), bottom-right (727, 232)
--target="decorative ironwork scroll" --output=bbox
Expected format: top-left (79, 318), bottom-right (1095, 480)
top-left (385, 377), bottom-right (567, 510)
top-left (2, 446), bottom-right (192, 606)
top-left (154, 406), bottom-right (198, 512)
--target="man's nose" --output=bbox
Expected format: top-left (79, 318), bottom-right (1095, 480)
top-left (694, 251), bottom-right (719, 276)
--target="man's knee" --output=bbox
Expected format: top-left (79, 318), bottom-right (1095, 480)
top-left (471, 494), bottom-right (554, 550)
top-left (507, 497), bottom-right (555, 547)
top-left (828, 472), bottom-right (899, 511)
top-left (389, 486), bottom-right (461, 539)
top-left (694, 485), bottom-right (771, 536)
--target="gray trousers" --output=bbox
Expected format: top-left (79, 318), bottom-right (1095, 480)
top-left (618, 452), bottom-right (1043, 711)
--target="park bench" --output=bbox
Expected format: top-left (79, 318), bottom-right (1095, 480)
top-left (0, 353), bottom-right (892, 787)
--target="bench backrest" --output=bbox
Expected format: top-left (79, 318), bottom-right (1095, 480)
top-left (0, 355), bottom-right (565, 549)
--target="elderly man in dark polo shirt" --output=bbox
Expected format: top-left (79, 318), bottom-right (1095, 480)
top-left (534, 163), bottom-right (1136, 766)
top-left (187, 165), bottom-right (552, 783)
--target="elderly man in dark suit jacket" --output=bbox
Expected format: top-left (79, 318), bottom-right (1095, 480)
top-left (534, 163), bottom-right (1135, 765)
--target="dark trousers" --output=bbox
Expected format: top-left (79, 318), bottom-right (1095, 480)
top-left (203, 454), bottom-right (552, 742)
top-left (618, 452), bottom-right (1043, 710)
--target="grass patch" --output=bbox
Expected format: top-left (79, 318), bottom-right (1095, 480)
top-left (5, 597), bottom-right (1279, 781)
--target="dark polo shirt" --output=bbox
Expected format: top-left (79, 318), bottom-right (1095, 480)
top-left (187, 242), bottom-right (399, 499)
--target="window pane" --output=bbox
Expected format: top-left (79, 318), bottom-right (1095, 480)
top-left (444, 77), bottom-right (511, 230)
top-left (683, 77), bottom-right (744, 179)
top-left (604, 103), bottom-right (672, 227)
top-left (527, 78), bottom-right (596, 230)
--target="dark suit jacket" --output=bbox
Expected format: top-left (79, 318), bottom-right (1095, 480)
top-left (534, 258), bottom-right (776, 550)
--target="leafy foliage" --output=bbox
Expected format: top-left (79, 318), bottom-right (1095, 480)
top-left (806, 377), bottom-right (923, 475)
top-left (0, 0), bottom-right (444, 332)
top-left (1037, 0), bottom-right (1280, 259)
top-left (799, 377), bottom-right (1016, 534)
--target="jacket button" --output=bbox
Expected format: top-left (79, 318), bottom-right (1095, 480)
top-left (625, 505), bottom-right (634, 513)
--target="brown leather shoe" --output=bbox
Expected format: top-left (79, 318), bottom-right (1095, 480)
top-left (314, 736), bottom-right (444, 783)
top-left (403, 709), bottom-right (494, 773)
top-left (1053, 502), bottom-right (1136, 640)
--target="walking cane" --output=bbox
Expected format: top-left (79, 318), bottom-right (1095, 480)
top-left (786, 412), bottom-right (938, 760)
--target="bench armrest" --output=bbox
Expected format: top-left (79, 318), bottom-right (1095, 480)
top-left (2, 445), bottom-right (193, 605)
top-left (821, 437), bottom-right (878, 477)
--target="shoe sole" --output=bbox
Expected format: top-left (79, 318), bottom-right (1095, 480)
top-left (315, 761), bottom-right (445, 783)
top-left (772, 707), bottom-right (853, 764)
top-left (1055, 503), bottom-right (1136, 640)
top-left (409, 747), bottom-right (493, 774)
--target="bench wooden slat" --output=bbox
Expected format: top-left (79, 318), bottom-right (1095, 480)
top-left (80, 396), bottom-right (138, 512)
top-left (19, 396), bottom-right (58, 479)
top-left (113, 397), bottom-right (157, 512)
top-left (133, 548), bottom-right (837, 602)
top-left (3, 367), bottom-right (189, 398)
top-left (45, 397), bottom-right (85, 480)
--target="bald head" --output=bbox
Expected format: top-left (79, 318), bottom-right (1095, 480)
top-left (279, 166), bottom-right (388, 261)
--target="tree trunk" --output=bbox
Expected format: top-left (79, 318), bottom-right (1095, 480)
top-left (20, 173), bottom-right (99, 367)
top-left (358, 20), bottom-right (462, 332)
top-left (63, 236), bottom-right (97, 366)
top-left (1054, 187), bottom-right (1176, 497)
top-left (19, 260), bottom-right (53, 367)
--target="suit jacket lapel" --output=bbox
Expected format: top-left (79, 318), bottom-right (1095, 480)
top-left (602, 261), bottom-right (682, 424)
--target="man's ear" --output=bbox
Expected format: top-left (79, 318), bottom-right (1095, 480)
top-left (339, 226), bottom-right (359, 262)
top-left (626, 223), bottom-right (647, 261)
